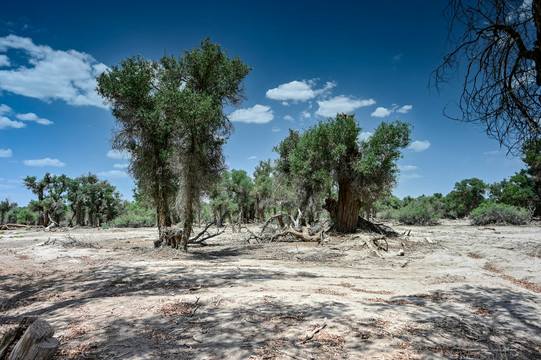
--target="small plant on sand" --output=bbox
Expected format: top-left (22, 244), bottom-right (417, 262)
top-left (470, 202), bottom-right (529, 225)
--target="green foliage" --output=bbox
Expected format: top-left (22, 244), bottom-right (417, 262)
top-left (0, 198), bottom-right (17, 225)
top-left (470, 202), bottom-right (529, 226)
top-left (97, 39), bottom-right (251, 249)
top-left (16, 208), bottom-right (37, 225)
top-left (274, 114), bottom-right (411, 230)
top-left (253, 160), bottom-right (274, 220)
top-left (396, 198), bottom-right (441, 226)
top-left (489, 170), bottom-right (535, 209)
top-left (111, 201), bottom-right (155, 228)
top-left (445, 178), bottom-right (487, 218)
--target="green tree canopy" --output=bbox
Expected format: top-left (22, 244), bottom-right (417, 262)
top-left (97, 39), bottom-right (251, 250)
top-left (275, 114), bottom-right (411, 232)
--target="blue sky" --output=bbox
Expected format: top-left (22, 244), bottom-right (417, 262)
top-left (0, 0), bottom-right (524, 206)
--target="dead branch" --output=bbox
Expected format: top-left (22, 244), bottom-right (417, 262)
top-left (188, 222), bottom-right (215, 243)
top-left (271, 226), bottom-right (326, 242)
top-left (0, 224), bottom-right (27, 230)
top-left (189, 297), bottom-right (201, 317)
top-left (189, 226), bottom-right (226, 245)
top-left (260, 213), bottom-right (290, 235)
top-left (372, 236), bottom-right (389, 252)
top-left (300, 318), bottom-right (327, 344)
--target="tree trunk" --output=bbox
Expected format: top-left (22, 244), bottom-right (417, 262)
top-left (6, 318), bottom-right (59, 360)
top-left (335, 180), bottom-right (361, 233)
top-left (181, 192), bottom-right (194, 252)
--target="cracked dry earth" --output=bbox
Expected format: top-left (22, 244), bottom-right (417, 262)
top-left (0, 220), bottom-right (540, 359)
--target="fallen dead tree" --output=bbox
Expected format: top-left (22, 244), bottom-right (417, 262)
top-left (247, 210), bottom-right (399, 244)
top-left (0, 224), bottom-right (27, 231)
top-left (246, 211), bottom-right (330, 243)
top-left (154, 223), bottom-right (227, 249)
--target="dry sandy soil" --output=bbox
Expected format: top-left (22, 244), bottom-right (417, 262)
top-left (1, 220), bottom-right (540, 359)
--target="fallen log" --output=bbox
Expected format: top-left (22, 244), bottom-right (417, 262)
top-left (0, 224), bottom-right (27, 231)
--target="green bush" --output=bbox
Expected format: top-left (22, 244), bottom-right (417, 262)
top-left (469, 202), bottom-right (529, 225)
top-left (396, 199), bottom-right (441, 225)
top-left (110, 202), bottom-right (155, 228)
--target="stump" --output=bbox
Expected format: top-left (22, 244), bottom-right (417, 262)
top-left (1, 317), bottom-right (59, 360)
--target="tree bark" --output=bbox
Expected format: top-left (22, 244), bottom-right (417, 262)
top-left (6, 318), bottom-right (59, 360)
top-left (335, 179), bottom-right (361, 233)
top-left (181, 191), bottom-right (194, 252)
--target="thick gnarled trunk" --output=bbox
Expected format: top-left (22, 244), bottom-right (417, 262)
top-left (334, 180), bottom-right (361, 233)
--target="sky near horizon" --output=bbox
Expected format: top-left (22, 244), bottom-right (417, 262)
top-left (0, 0), bottom-right (525, 206)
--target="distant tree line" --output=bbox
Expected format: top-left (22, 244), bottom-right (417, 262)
top-left (375, 139), bottom-right (540, 225)
top-left (1, 173), bottom-right (123, 227)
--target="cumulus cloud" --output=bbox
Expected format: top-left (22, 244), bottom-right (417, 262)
top-left (0, 116), bottom-right (25, 129)
top-left (98, 170), bottom-right (128, 178)
top-left (271, 127), bottom-right (281, 132)
top-left (16, 112), bottom-right (53, 125)
top-left (247, 156), bottom-right (257, 160)
top-left (0, 35), bottom-right (108, 109)
top-left (283, 115), bottom-right (294, 122)
top-left (301, 111), bottom-right (311, 119)
top-left (266, 80), bottom-right (336, 102)
top-left (408, 140), bottom-right (430, 152)
top-left (229, 104), bottom-right (274, 124)
top-left (0, 55), bottom-right (9, 67)
top-left (0, 148), bottom-right (12, 157)
top-left (107, 149), bottom-right (130, 160)
top-left (371, 107), bottom-right (392, 118)
top-left (0, 104), bottom-right (11, 115)
top-left (315, 96), bottom-right (376, 117)
top-left (358, 131), bottom-right (373, 142)
top-left (113, 163), bottom-right (129, 169)
top-left (371, 104), bottom-right (412, 117)
top-left (24, 157), bottom-right (66, 167)
top-left (397, 105), bottom-right (412, 114)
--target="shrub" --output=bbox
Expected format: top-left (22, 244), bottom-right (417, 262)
top-left (111, 202), bottom-right (155, 228)
top-left (396, 199), bottom-right (441, 225)
top-left (469, 202), bottom-right (529, 225)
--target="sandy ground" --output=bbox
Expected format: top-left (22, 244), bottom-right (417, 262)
top-left (0, 220), bottom-right (540, 359)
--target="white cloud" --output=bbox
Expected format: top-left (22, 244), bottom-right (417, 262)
top-left (107, 149), bottom-right (130, 160)
top-left (281, 101), bottom-right (289, 106)
top-left (0, 116), bottom-right (25, 129)
top-left (393, 53), bottom-right (403, 61)
top-left (98, 170), bottom-right (128, 178)
top-left (266, 80), bottom-right (336, 102)
top-left (0, 55), bottom-right (9, 67)
top-left (247, 156), bottom-right (257, 160)
top-left (371, 107), bottom-right (392, 118)
top-left (271, 127), bottom-right (281, 132)
top-left (229, 104), bottom-right (274, 124)
top-left (283, 115), bottom-right (294, 122)
top-left (113, 163), bottom-right (129, 169)
top-left (358, 131), bottom-right (373, 142)
top-left (16, 112), bottom-right (53, 125)
top-left (0, 104), bottom-right (11, 115)
top-left (484, 150), bottom-right (501, 155)
top-left (24, 157), bottom-right (66, 167)
top-left (408, 140), bottom-right (431, 152)
top-left (0, 35), bottom-right (108, 109)
top-left (315, 96), bottom-right (376, 117)
top-left (0, 148), bottom-right (12, 157)
top-left (397, 105), bottom-right (412, 114)
top-left (400, 165), bottom-right (417, 171)
top-left (301, 111), bottom-right (311, 119)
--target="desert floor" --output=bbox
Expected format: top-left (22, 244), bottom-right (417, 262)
top-left (1, 220), bottom-right (540, 359)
